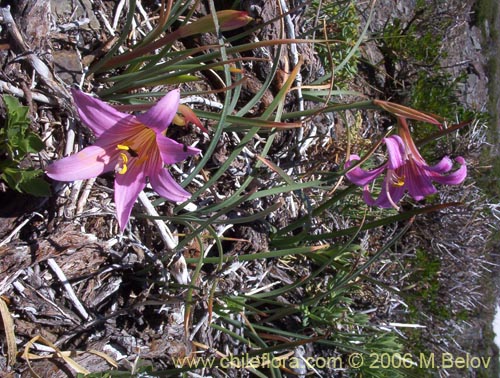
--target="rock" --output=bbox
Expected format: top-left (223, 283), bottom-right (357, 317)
top-left (51, 0), bottom-right (100, 30)
top-left (52, 49), bottom-right (83, 84)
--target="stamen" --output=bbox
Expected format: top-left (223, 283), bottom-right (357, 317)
top-left (117, 144), bottom-right (139, 157)
top-left (128, 148), bottom-right (139, 157)
top-left (118, 165), bottom-right (128, 174)
top-left (388, 170), bottom-right (405, 187)
top-left (115, 152), bottom-right (129, 174)
top-left (115, 129), bottom-right (155, 171)
top-left (392, 175), bottom-right (405, 187)
top-left (385, 171), bottom-right (401, 211)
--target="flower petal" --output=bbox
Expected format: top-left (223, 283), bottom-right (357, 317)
top-left (384, 135), bottom-right (405, 169)
top-left (403, 161), bottom-right (437, 200)
top-left (156, 134), bottom-right (200, 165)
top-left (114, 161), bottom-right (147, 231)
top-left (362, 179), bottom-right (405, 208)
top-left (386, 183), bottom-right (406, 206)
top-left (345, 155), bottom-right (387, 186)
top-left (136, 89), bottom-right (180, 133)
top-left (150, 168), bottom-right (192, 203)
top-left (46, 145), bottom-right (116, 181)
top-left (431, 156), bottom-right (467, 185)
top-left (362, 186), bottom-right (386, 207)
top-left (72, 89), bottom-right (134, 137)
top-left (427, 156), bottom-right (453, 173)
top-left (406, 178), bottom-right (437, 201)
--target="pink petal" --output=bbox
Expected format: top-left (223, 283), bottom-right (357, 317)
top-left (136, 89), bottom-right (180, 133)
top-left (386, 184), bottom-right (406, 206)
top-left (97, 121), bottom-right (147, 146)
top-left (384, 136), bottom-right (405, 169)
top-left (72, 89), bottom-right (134, 138)
top-left (403, 162), bottom-right (437, 201)
top-left (345, 155), bottom-right (387, 186)
top-left (114, 161), bottom-right (147, 231)
top-left (362, 186), bottom-right (385, 207)
top-left (46, 145), bottom-right (116, 181)
top-left (427, 156), bottom-right (453, 173)
top-left (431, 157), bottom-right (467, 185)
top-left (156, 134), bottom-right (200, 165)
top-left (362, 179), bottom-right (405, 208)
top-left (149, 169), bottom-right (192, 203)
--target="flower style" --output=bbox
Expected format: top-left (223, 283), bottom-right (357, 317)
top-left (46, 89), bottom-right (200, 230)
top-left (345, 117), bottom-right (467, 209)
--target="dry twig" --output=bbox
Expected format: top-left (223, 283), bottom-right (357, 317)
top-left (47, 258), bottom-right (91, 321)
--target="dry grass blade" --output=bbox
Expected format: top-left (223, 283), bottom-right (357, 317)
top-left (88, 349), bottom-right (119, 369)
top-left (0, 297), bottom-right (17, 366)
top-left (22, 335), bottom-right (90, 377)
top-left (20, 337), bottom-right (118, 376)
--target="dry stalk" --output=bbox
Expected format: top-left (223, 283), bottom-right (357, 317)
top-left (47, 258), bottom-right (91, 321)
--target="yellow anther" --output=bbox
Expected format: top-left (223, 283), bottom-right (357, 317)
top-left (117, 144), bottom-right (139, 157)
top-left (392, 175), bottom-right (405, 187)
top-left (389, 171), bottom-right (405, 187)
top-left (118, 164), bottom-right (128, 174)
top-left (117, 144), bottom-right (130, 151)
top-left (120, 152), bottom-right (128, 164)
top-left (115, 152), bottom-right (129, 175)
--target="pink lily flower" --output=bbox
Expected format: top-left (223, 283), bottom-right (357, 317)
top-left (46, 89), bottom-right (200, 230)
top-left (345, 118), bottom-right (467, 209)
